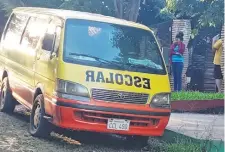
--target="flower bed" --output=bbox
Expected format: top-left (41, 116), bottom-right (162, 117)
top-left (171, 91), bottom-right (224, 101)
top-left (171, 92), bottom-right (224, 112)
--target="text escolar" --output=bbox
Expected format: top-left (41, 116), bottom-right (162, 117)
top-left (86, 70), bottom-right (151, 89)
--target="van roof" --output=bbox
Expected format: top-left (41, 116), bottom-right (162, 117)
top-left (13, 7), bottom-right (152, 31)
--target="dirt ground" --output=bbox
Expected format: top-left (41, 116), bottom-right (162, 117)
top-left (0, 105), bottom-right (145, 152)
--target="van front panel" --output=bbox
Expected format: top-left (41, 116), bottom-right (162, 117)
top-left (47, 19), bottom-right (171, 136)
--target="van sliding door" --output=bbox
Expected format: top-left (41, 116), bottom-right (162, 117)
top-left (19, 16), bottom-right (50, 107)
top-left (34, 18), bottom-right (62, 101)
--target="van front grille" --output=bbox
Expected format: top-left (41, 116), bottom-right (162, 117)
top-left (75, 111), bottom-right (159, 127)
top-left (91, 88), bottom-right (149, 104)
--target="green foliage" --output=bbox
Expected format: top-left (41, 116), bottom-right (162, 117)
top-left (191, 28), bottom-right (199, 39)
top-left (0, 0), bottom-right (114, 16)
top-left (159, 7), bottom-right (175, 20)
top-left (0, 0), bottom-right (65, 15)
top-left (59, 0), bottom-right (114, 16)
top-left (171, 91), bottom-right (224, 101)
top-left (0, 0), bottom-right (142, 21)
top-left (197, 0), bottom-right (223, 28)
top-left (162, 0), bottom-right (224, 31)
top-left (21, 0), bottom-right (64, 8)
top-left (0, 0), bottom-right (24, 15)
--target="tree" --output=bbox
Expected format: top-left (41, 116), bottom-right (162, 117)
top-left (0, 0), bottom-right (25, 15)
top-left (60, 0), bottom-right (142, 22)
top-left (0, 0), bottom-right (142, 22)
top-left (138, 0), bottom-right (166, 25)
top-left (161, 0), bottom-right (224, 32)
top-left (113, 0), bottom-right (141, 21)
top-left (0, 0), bottom-right (65, 15)
top-left (59, 0), bottom-right (114, 17)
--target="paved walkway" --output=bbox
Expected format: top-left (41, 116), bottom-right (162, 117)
top-left (167, 113), bottom-right (224, 141)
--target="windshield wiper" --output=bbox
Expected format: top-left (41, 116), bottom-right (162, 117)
top-left (69, 53), bottom-right (123, 69)
top-left (125, 62), bottom-right (158, 73)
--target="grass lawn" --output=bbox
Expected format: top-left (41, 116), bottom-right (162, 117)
top-left (171, 91), bottom-right (224, 101)
top-left (144, 137), bottom-right (223, 152)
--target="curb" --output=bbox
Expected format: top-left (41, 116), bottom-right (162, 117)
top-left (171, 99), bottom-right (224, 112)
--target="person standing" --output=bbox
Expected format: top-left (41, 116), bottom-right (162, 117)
top-left (170, 32), bottom-right (185, 91)
top-left (212, 34), bottom-right (223, 92)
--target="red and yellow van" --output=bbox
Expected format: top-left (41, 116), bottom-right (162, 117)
top-left (0, 7), bottom-right (171, 144)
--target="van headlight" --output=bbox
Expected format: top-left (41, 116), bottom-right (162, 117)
top-left (55, 79), bottom-right (90, 102)
top-left (150, 93), bottom-right (171, 109)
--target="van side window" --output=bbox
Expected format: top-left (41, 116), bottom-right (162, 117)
top-left (21, 17), bottom-right (48, 49)
top-left (4, 13), bottom-right (29, 46)
top-left (42, 22), bottom-right (61, 52)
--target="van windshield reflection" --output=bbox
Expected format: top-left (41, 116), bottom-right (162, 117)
top-left (63, 19), bottom-right (166, 75)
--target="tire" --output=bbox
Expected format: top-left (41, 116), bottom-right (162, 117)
top-left (126, 136), bottom-right (149, 147)
top-left (0, 77), bottom-right (16, 113)
top-left (29, 94), bottom-right (52, 138)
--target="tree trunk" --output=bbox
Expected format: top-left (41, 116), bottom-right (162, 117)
top-left (114, 0), bottom-right (141, 22)
top-left (113, 0), bottom-right (123, 19)
top-left (132, 0), bottom-right (141, 22)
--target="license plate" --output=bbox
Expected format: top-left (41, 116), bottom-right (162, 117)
top-left (107, 118), bottom-right (130, 131)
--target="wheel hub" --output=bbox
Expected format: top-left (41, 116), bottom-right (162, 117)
top-left (0, 86), bottom-right (6, 109)
top-left (33, 104), bottom-right (41, 129)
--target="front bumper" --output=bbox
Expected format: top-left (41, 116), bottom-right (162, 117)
top-left (45, 97), bottom-right (171, 137)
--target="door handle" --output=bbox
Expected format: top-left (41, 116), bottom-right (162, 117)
top-left (36, 51), bottom-right (44, 60)
top-left (50, 52), bottom-right (56, 60)
top-left (37, 54), bottom-right (41, 60)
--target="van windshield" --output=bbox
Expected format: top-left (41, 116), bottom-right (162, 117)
top-left (63, 19), bottom-right (166, 75)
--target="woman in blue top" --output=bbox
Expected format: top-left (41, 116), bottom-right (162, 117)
top-left (170, 32), bottom-right (185, 91)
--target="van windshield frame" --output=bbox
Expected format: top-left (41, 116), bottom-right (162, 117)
top-left (63, 19), bottom-right (167, 75)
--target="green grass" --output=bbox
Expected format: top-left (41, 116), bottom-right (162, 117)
top-left (167, 143), bottom-right (202, 152)
top-left (146, 138), bottom-right (205, 152)
top-left (171, 91), bottom-right (224, 101)
top-left (146, 136), bottom-right (224, 152)
top-left (165, 138), bottom-right (224, 152)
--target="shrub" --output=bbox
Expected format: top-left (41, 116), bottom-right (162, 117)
top-left (172, 91), bottom-right (224, 101)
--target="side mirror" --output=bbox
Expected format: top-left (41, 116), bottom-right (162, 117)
top-left (42, 33), bottom-right (55, 52)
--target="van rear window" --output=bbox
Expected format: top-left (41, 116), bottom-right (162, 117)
top-left (4, 13), bottom-right (29, 45)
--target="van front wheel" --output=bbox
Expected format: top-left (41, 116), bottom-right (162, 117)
top-left (29, 94), bottom-right (51, 138)
top-left (0, 77), bottom-right (16, 113)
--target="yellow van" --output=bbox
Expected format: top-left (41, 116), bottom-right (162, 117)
top-left (0, 7), bottom-right (171, 144)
